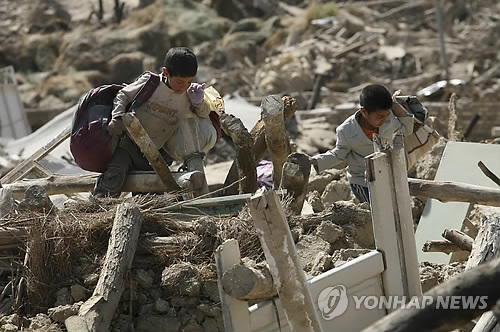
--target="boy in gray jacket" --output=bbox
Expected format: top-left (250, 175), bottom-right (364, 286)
top-left (310, 84), bottom-right (413, 203)
top-left (93, 47), bottom-right (217, 197)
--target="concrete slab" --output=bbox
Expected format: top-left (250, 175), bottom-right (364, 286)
top-left (415, 142), bottom-right (500, 264)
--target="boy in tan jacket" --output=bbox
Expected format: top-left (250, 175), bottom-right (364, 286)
top-left (93, 47), bottom-right (217, 197)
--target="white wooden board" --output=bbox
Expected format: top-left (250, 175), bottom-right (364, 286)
top-left (415, 142), bottom-right (500, 264)
top-left (0, 66), bottom-right (31, 139)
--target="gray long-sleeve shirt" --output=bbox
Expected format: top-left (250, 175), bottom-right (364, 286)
top-left (313, 110), bottom-right (414, 186)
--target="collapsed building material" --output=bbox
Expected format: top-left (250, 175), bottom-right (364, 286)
top-left (3, 171), bottom-right (204, 200)
top-left (367, 135), bottom-right (422, 306)
top-left (65, 203), bottom-right (143, 332)
top-left (441, 229), bottom-right (473, 252)
top-left (215, 239), bottom-right (252, 332)
top-left (422, 240), bottom-right (464, 254)
top-left (18, 185), bottom-right (55, 212)
top-left (249, 188), bottom-right (321, 332)
top-left (361, 256), bottom-right (500, 332)
top-left (261, 96), bottom-right (291, 189)
top-left (280, 152), bottom-right (311, 215)
top-left (220, 113), bottom-right (258, 194)
top-left (467, 207), bottom-right (500, 332)
top-left (408, 178), bottom-right (500, 207)
top-left (122, 113), bottom-right (182, 192)
top-left (0, 188), bottom-right (14, 217)
top-left (223, 96), bottom-right (297, 195)
top-left (221, 262), bottom-right (276, 301)
top-left (0, 126), bottom-right (71, 185)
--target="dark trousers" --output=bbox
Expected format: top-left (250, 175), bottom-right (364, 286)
top-left (93, 136), bottom-right (155, 196)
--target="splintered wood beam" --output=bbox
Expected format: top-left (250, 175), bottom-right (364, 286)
top-left (280, 152), bottom-right (311, 215)
top-left (361, 256), bottom-right (500, 332)
top-left (250, 188), bottom-right (321, 332)
top-left (467, 207), bottom-right (500, 332)
top-left (65, 203), bottom-right (143, 332)
top-left (0, 126), bottom-right (71, 185)
top-left (3, 172), bottom-right (204, 199)
top-left (408, 178), bottom-right (500, 207)
top-left (221, 263), bottom-right (276, 301)
top-left (223, 96), bottom-right (296, 195)
top-left (261, 96), bottom-right (291, 189)
top-left (422, 240), bottom-right (464, 254)
top-left (441, 229), bottom-right (473, 252)
top-left (220, 113), bottom-right (258, 194)
top-left (122, 113), bottom-right (181, 192)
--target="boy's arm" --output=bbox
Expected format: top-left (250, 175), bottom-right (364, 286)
top-left (111, 73), bottom-right (151, 118)
top-left (310, 129), bottom-right (350, 173)
top-left (391, 101), bottom-right (414, 136)
top-left (107, 73), bottom-right (151, 136)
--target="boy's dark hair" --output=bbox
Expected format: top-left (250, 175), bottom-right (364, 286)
top-left (163, 47), bottom-right (198, 77)
top-left (359, 84), bottom-right (393, 113)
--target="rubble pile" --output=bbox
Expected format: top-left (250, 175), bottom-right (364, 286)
top-left (0, 0), bottom-right (498, 331)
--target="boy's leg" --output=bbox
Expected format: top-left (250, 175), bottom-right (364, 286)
top-left (93, 136), bottom-right (150, 197)
top-left (350, 184), bottom-right (370, 203)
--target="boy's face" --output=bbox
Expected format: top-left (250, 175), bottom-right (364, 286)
top-left (360, 108), bottom-right (391, 129)
top-left (162, 68), bottom-right (194, 94)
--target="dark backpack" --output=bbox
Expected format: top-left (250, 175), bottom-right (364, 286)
top-left (70, 72), bottom-right (160, 173)
top-left (395, 95), bottom-right (429, 124)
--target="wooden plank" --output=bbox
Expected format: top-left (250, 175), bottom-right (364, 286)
top-left (249, 188), bottom-right (322, 332)
top-left (248, 251), bottom-right (386, 332)
top-left (215, 239), bottom-right (252, 332)
top-left (388, 136), bottom-right (422, 298)
top-left (220, 113), bottom-right (258, 194)
top-left (4, 171), bottom-right (205, 200)
top-left (122, 113), bottom-right (181, 192)
top-left (0, 126), bottom-right (70, 185)
top-left (366, 152), bottom-right (406, 305)
top-left (66, 203), bottom-right (143, 332)
top-left (261, 96), bottom-right (291, 188)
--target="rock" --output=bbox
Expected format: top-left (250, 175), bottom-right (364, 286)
top-left (161, 263), bottom-right (201, 296)
top-left (170, 296), bottom-right (200, 308)
top-left (0, 324), bottom-right (18, 332)
top-left (0, 314), bottom-right (20, 327)
top-left (310, 251), bottom-right (332, 276)
top-left (83, 273), bottom-right (99, 287)
top-left (154, 298), bottom-right (170, 313)
top-left (28, 313), bottom-right (51, 329)
top-left (54, 287), bottom-right (72, 306)
top-left (296, 234), bottom-right (332, 270)
top-left (321, 180), bottom-right (353, 206)
top-left (202, 317), bottom-right (220, 332)
top-left (183, 318), bottom-right (203, 332)
top-left (108, 51), bottom-right (152, 84)
top-left (331, 248), bottom-right (372, 267)
top-left (26, 0), bottom-right (71, 33)
top-left (308, 169), bottom-right (343, 195)
top-left (70, 284), bottom-right (88, 302)
top-left (412, 137), bottom-right (447, 180)
top-left (48, 302), bottom-right (81, 323)
top-left (135, 269), bottom-right (154, 289)
top-left (306, 190), bottom-right (324, 213)
top-left (315, 220), bottom-right (343, 244)
top-left (39, 73), bottom-right (93, 103)
top-left (0, 188), bottom-right (14, 218)
top-left (135, 315), bottom-right (181, 332)
top-left (201, 279), bottom-right (220, 303)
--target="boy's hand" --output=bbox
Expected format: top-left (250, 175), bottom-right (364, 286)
top-left (187, 83), bottom-right (206, 105)
top-left (107, 118), bottom-right (125, 136)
